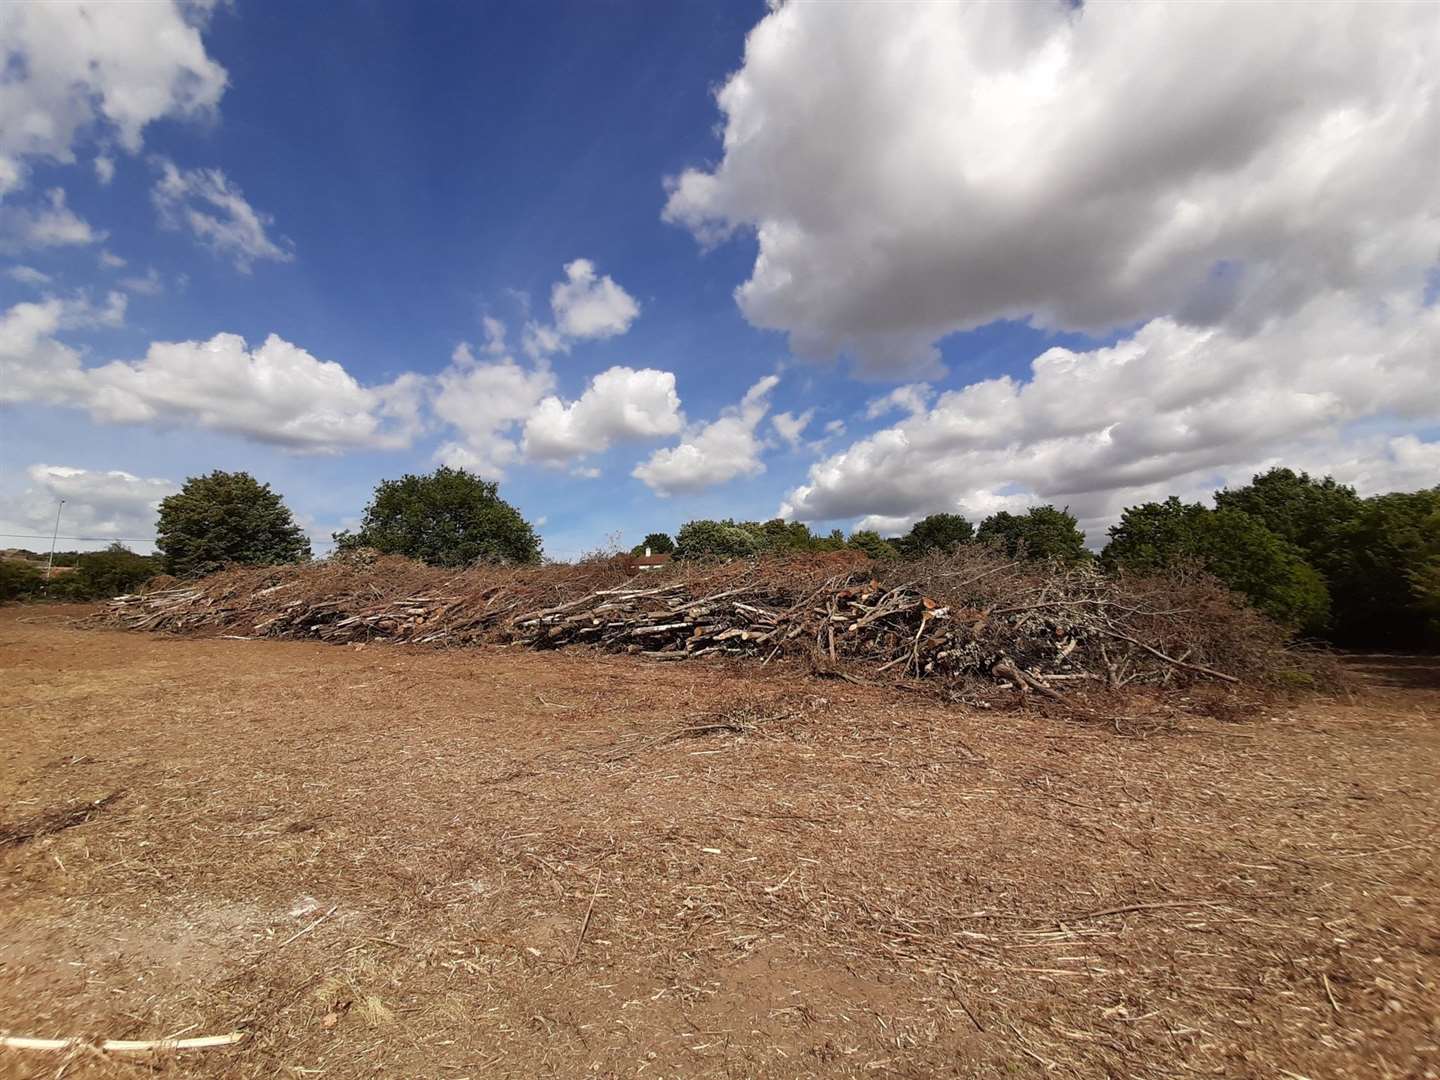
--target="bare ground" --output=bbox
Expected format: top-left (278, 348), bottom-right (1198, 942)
top-left (0, 605), bottom-right (1436, 1078)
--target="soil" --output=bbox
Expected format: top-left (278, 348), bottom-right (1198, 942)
top-left (1, 605), bottom-right (1436, 1078)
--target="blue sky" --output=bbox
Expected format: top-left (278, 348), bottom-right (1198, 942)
top-left (3, 1), bottom-right (1437, 558)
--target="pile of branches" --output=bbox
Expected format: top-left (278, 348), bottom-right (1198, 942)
top-left (102, 549), bottom-right (1302, 694)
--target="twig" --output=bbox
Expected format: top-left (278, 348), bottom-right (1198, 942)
top-left (570, 871), bottom-right (602, 962)
top-left (1064, 899), bottom-right (1221, 922)
top-left (1097, 629), bottom-right (1239, 683)
top-left (276, 904), bottom-right (338, 949)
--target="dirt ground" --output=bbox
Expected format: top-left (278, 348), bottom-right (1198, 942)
top-left (1, 606), bottom-right (1436, 1078)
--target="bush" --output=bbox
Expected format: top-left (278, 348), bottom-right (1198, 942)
top-left (0, 559), bottom-right (43, 602)
top-left (334, 467), bottom-right (540, 567)
top-left (158, 471), bottom-right (311, 578)
top-left (847, 530), bottom-right (898, 560)
top-left (1325, 488), bottom-right (1440, 645)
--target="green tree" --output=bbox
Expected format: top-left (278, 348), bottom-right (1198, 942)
top-left (1102, 497), bottom-right (1209, 572)
top-left (157, 471), bottom-right (311, 578)
top-left (1326, 488), bottom-right (1440, 645)
top-left (630, 532), bottom-right (675, 556)
top-left (674, 519), bottom-right (760, 560)
top-left (1214, 468), bottom-right (1362, 566)
top-left (977, 506), bottom-right (1089, 563)
top-left (898, 512), bottom-right (974, 557)
top-left (334, 466), bottom-right (540, 567)
top-left (1191, 510), bottom-right (1331, 635)
top-left (847, 529), bottom-right (898, 560)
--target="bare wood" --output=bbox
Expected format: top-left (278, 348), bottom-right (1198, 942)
top-left (571, 871), bottom-right (602, 962)
top-left (0, 1032), bottom-right (247, 1053)
top-left (275, 904), bottom-right (338, 948)
top-left (1098, 629), bottom-right (1239, 683)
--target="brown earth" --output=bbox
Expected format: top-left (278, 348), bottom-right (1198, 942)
top-left (0, 605), bottom-right (1436, 1078)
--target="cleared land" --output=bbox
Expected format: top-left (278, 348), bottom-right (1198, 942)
top-left (0, 606), bottom-right (1436, 1078)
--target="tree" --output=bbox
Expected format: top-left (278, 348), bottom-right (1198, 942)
top-left (1325, 488), bottom-right (1440, 645)
top-left (1214, 468), bottom-right (1362, 568)
top-left (1102, 497), bottom-right (1208, 572)
top-left (674, 519), bottom-right (760, 560)
top-left (847, 529), bottom-right (898, 560)
top-left (334, 466), bottom-right (540, 567)
top-left (157, 471), bottom-right (311, 578)
top-left (977, 506), bottom-right (1089, 563)
top-left (898, 512), bottom-right (974, 557)
top-left (630, 532), bottom-right (675, 556)
top-left (1190, 510), bottom-right (1331, 635)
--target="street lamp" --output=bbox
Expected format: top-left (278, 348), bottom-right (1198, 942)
top-left (44, 499), bottom-right (65, 584)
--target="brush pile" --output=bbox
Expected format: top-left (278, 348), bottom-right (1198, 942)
top-left (102, 550), bottom-right (1299, 693)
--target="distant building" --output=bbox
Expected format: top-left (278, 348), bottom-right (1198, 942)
top-left (625, 546), bottom-right (672, 573)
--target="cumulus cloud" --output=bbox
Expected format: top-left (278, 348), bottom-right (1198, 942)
top-left (523, 366), bottom-right (682, 463)
top-left (779, 291), bottom-right (1440, 540)
top-left (0, 2), bottom-right (226, 195)
top-left (0, 188), bottom-right (101, 254)
top-left (0, 300), bottom-right (420, 453)
top-left (770, 408), bottom-right (814, 448)
top-left (523, 259), bottom-right (640, 358)
top-left (152, 159), bottom-right (294, 271)
top-left (11, 464), bottom-right (178, 546)
top-left (667, 2), bottom-right (1440, 375)
top-left (431, 343), bottom-right (557, 478)
top-left (634, 375), bottom-right (779, 495)
top-left (94, 156), bottom-right (116, 185)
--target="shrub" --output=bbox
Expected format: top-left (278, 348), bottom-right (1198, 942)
top-left (158, 471), bottom-right (311, 578)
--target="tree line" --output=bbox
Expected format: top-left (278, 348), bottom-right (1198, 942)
top-left (4, 464), bottom-right (1435, 647)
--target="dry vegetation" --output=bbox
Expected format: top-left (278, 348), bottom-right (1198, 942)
top-left (1, 598), bottom-right (1436, 1078)
top-left (100, 550), bottom-right (1315, 704)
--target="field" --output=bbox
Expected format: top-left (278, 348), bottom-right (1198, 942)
top-left (1, 605), bottom-right (1436, 1078)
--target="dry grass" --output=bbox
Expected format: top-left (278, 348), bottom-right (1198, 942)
top-left (0, 606), bottom-right (1435, 1078)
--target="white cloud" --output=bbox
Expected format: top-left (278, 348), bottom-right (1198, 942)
top-left (99, 249), bottom-right (127, 269)
top-left (119, 268), bottom-right (165, 297)
top-left (431, 343), bottom-right (556, 478)
top-left (9, 464), bottom-right (178, 549)
top-left (634, 374), bottom-right (779, 496)
top-left (667, 2), bottom-right (1440, 375)
top-left (779, 290), bottom-right (1440, 540)
top-left (0, 188), bottom-right (101, 254)
top-left (152, 159), bottom-right (293, 271)
top-left (6, 266), bottom-right (51, 286)
top-left (771, 408), bottom-right (814, 448)
top-left (94, 156), bottom-right (116, 185)
top-left (0, 300), bottom-right (420, 454)
top-left (865, 384), bottom-right (932, 420)
top-left (522, 259), bottom-right (640, 358)
top-left (0, 2), bottom-right (226, 195)
top-left (523, 366), bottom-right (683, 463)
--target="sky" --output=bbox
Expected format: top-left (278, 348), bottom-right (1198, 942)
top-left (2, 0), bottom-right (1438, 559)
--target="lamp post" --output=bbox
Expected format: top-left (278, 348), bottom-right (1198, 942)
top-left (44, 499), bottom-right (64, 584)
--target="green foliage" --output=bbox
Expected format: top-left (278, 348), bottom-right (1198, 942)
top-left (897, 513), bottom-right (974, 557)
top-left (335, 466), bottom-right (540, 567)
top-left (1190, 510), bottom-right (1331, 635)
top-left (847, 530), bottom-right (898, 560)
top-left (1325, 488), bottom-right (1440, 645)
top-left (674, 519), bottom-right (760, 560)
top-left (1102, 497), bottom-right (1209, 572)
top-left (674, 518), bottom-right (842, 560)
top-left (64, 544), bottom-right (158, 599)
top-left (1214, 468), bottom-right (1362, 564)
top-left (157, 471), bottom-right (311, 578)
top-left (976, 506), bottom-right (1089, 563)
top-left (1104, 500), bottom-right (1330, 634)
top-left (630, 532), bottom-right (675, 556)
top-left (0, 559), bottom-right (43, 601)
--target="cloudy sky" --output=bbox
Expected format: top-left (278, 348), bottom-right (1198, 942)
top-left (2, 1), bottom-right (1437, 558)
